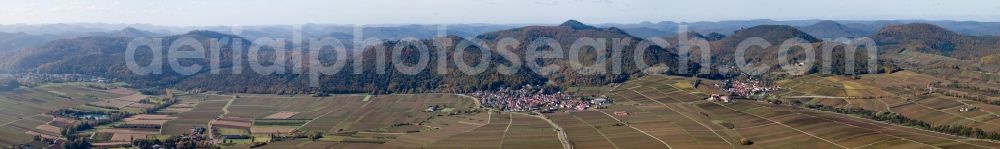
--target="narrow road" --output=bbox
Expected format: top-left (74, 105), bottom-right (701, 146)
top-left (568, 114), bottom-right (619, 149)
top-left (794, 113), bottom-right (944, 149)
top-left (712, 102), bottom-right (848, 148)
top-left (455, 94), bottom-right (483, 108)
top-left (598, 110), bottom-right (673, 149)
top-left (497, 113), bottom-right (514, 149)
top-left (795, 105), bottom-right (995, 149)
top-left (298, 94), bottom-right (371, 131)
top-left (0, 114), bottom-right (42, 128)
top-left (460, 93), bottom-right (572, 149)
top-left (632, 88), bottom-right (732, 147)
top-left (524, 112), bottom-right (574, 149)
top-left (783, 95), bottom-right (850, 99)
top-left (207, 95), bottom-right (236, 141)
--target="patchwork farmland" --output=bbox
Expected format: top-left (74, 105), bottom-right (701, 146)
top-left (156, 93), bottom-right (485, 146)
top-left (589, 74), bottom-right (1000, 149)
top-left (0, 83), bottom-right (133, 145)
top-left (229, 74), bottom-right (999, 149)
top-left (776, 71), bottom-right (1000, 134)
top-left (3, 73), bottom-right (999, 149)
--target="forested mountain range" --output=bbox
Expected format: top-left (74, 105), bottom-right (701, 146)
top-left (1, 20), bottom-right (998, 94)
top-left (799, 20), bottom-right (872, 38)
top-left (0, 20), bottom-right (679, 94)
top-left (874, 23), bottom-right (1000, 80)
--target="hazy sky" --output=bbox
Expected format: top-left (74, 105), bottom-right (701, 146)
top-left (1, 0), bottom-right (998, 26)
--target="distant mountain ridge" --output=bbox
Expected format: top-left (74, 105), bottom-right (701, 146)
top-left (876, 23), bottom-right (1000, 59)
top-left (873, 23), bottom-right (1000, 76)
top-left (712, 25), bottom-right (820, 55)
top-left (799, 20), bottom-right (872, 38)
top-left (559, 20), bottom-right (598, 30)
top-left (0, 32), bottom-right (62, 53)
top-left (2, 20), bottom-right (998, 94)
top-left (476, 20), bottom-right (680, 86)
top-left (0, 20), bottom-right (680, 94)
top-left (84, 27), bottom-right (164, 38)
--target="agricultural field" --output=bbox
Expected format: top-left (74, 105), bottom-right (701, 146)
top-left (153, 93), bottom-right (483, 147)
top-left (245, 140), bottom-right (380, 149)
top-left (277, 73), bottom-right (996, 149)
top-left (566, 86), bottom-right (613, 97)
top-left (380, 111), bottom-right (491, 147)
top-left (160, 94), bottom-right (231, 135)
top-left (0, 83), bottom-right (134, 145)
top-left (567, 74), bottom-right (1000, 149)
top-left (307, 74), bottom-right (997, 149)
top-left (251, 119), bottom-right (306, 135)
top-left (774, 71), bottom-right (1000, 134)
top-left (291, 94), bottom-right (477, 133)
top-left (425, 112), bottom-right (563, 149)
top-left (119, 73), bottom-right (1000, 149)
top-left (10, 73), bottom-right (999, 149)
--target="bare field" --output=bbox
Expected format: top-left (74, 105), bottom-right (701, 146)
top-left (499, 114), bottom-right (563, 149)
top-left (155, 93), bottom-right (481, 147)
top-left (262, 111), bottom-right (299, 119)
top-left (381, 112), bottom-right (490, 147)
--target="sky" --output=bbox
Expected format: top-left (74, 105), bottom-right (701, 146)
top-left (1, 0), bottom-right (999, 26)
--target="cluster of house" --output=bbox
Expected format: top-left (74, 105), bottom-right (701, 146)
top-left (471, 87), bottom-right (601, 112)
top-left (722, 79), bottom-right (779, 96)
top-left (706, 94), bottom-right (733, 102)
top-left (424, 105), bottom-right (446, 112)
top-left (708, 78), bottom-right (781, 102)
top-left (8, 73), bottom-right (110, 84)
top-left (613, 111), bottom-right (629, 116)
top-left (959, 106), bottom-right (978, 112)
top-left (723, 79), bottom-right (780, 97)
top-left (590, 98), bottom-right (612, 106)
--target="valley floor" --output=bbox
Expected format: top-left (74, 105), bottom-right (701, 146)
top-left (3, 73), bottom-right (1000, 149)
top-left (237, 74), bottom-right (1000, 149)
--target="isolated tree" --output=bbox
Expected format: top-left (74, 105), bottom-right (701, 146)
top-left (740, 138), bottom-right (753, 145)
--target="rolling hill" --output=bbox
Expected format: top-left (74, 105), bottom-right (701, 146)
top-left (0, 32), bottom-right (60, 53)
top-left (0, 20), bottom-right (681, 94)
top-left (475, 20), bottom-right (681, 86)
top-left (3, 21), bottom-right (997, 94)
top-left (799, 20), bottom-right (872, 38)
top-left (875, 23), bottom-right (1000, 59)
top-left (874, 23), bottom-right (1000, 82)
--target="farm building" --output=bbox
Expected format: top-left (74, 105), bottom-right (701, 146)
top-left (614, 111), bottom-right (629, 116)
top-left (707, 94), bottom-right (732, 102)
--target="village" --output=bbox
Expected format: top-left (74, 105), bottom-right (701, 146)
top-left (3, 73), bottom-right (112, 85)
top-left (470, 85), bottom-right (610, 112)
top-left (707, 78), bottom-right (781, 103)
